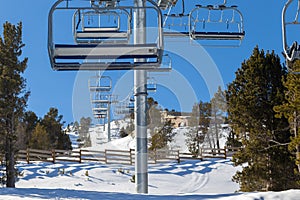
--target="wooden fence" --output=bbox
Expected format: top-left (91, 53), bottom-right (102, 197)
top-left (180, 147), bottom-right (241, 160)
top-left (15, 148), bottom-right (180, 165)
top-left (1, 147), bottom-right (241, 166)
top-left (179, 148), bottom-right (227, 160)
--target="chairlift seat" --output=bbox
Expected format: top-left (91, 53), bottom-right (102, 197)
top-left (89, 86), bottom-right (111, 91)
top-left (93, 109), bottom-right (108, 115)
top-left (92, 99), bottom-right (110, 104)
top-left (76, 31), bottom-right (128, 40)
top-left (190, 31), bottom-right (245, 40)
top-left (54, 43), bottom-right (159, 59)
top-left (93, 107), bottom-right (108, 111)
top-left (163, 31), bottom-right (189, 37)
top-left (52, 61), bottom-right (169, 71)
top-left (94, 114), bottom-right (107, 118)
top-left (83, 27), bottom-right (119, 32)
top-left (147, 87), bottom-right (156, 92)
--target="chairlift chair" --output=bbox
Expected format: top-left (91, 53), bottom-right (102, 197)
top-left (162, 0), bottom-right (191, 37)
top-left (94, 113), bottom-right (107, 119)
top-left (127, 102), bottom-right (134, 113)
top-left (147, 77), bottom-right (157, 92)
top-left (91, 98), bottom-right (110, 104)
top-left (93, 107), bottom-right (108, 112)
top-left (114, 102), bottom-right (131, 115)
top-left (129, 95), bottom-right (135, 102)
top-left (48, 0), bottom-right (165, 71)
top-left (73, 8), bottom-right (131, 44)
top-left (189, 4), bottom-right (245, 45)
top-left (91, 93), bottom-right (110, 108)
top-left (89, 75), bottom-right (112, 92)
top-left (158, 0), bottom-right (178, 10)
top-left (92, 107), bottom-right (108, 118)
top-left (282, 0), bottom-right (300, 64)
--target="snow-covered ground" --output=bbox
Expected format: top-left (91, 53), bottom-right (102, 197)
top-left (1, 159), bottom-right (299, 200)
top-left (1, 120), bottom-right (299, 199)
top-left (84, 120), bottom-right (229, 152)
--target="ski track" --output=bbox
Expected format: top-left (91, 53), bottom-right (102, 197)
top-left (179, 172), bottom-right (209, 194)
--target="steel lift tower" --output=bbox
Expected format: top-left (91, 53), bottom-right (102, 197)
top-left (134, 0), bottom-right (148, 193)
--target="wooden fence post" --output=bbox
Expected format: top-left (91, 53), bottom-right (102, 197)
top-left (104, 149), bottom-right (107, 164)
top-left (129, 149), bottom-right (133, 165)
top-left (177, 150), bottom-right (180, 163)
top-left (79, 149), bottom-right (82, 163)
top-left (26, 148), bottom-right (30, 164)
top-left (201, 148), bottom-right (204, 161)
top-left (52, 149), bottom-right (56, 163)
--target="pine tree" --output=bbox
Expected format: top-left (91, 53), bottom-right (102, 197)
top-left (210, 86), bottom-right (227, 149)
top-left (227, 46), bottom-right (299, 191)
top-left (16, 111), bottom-right (38, 150)
top-left (149, 120), bottom-right (175, 151)
top-left (185, 101), bottom-right (211, 156)
top-left (148, 97), bottom-right (163, 132)
top-left (40, 108), bottom-right (72, 150)
top-left (0, 22), bottom-right (30, 188)
top-left (198, 101), bottom-right (212, 148)
top-left (188, 103), bottom-right (199, 128)
top-left (29, 123), bottom-right (50, 150)
top-left (185, 127), bottom-right (204, 157)
top-left (79, 117), bottom-right (92, 147)
top-left (73, 121), bottom-right (79, 131)
top-left (274, 60), bottom-right (300, 173)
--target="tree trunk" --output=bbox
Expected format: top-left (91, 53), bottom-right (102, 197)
top-left (207, 132), bottom-right (213, 148)
top-left (6, 135), bottom-right (15, 188)
top-left (6, 114), bottom-right (16, 188)
top-left (215, 115), bottom-right (220, 149)
top-left (296, 145), bottom-right (300, 173)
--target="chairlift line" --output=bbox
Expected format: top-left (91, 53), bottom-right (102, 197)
top-left (46, 0), bottom-right (246, 194)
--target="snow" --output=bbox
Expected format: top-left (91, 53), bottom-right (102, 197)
top-left (1, 120), bottom-right (299, 199)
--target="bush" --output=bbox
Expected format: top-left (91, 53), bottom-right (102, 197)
top-left (119, 128), bottom-right (128, 138)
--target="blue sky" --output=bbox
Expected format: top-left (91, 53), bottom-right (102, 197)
top-left (0, 0), bottom-right (296, 124)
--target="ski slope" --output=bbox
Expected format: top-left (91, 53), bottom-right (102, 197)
top-left (1, 158), bottom-right (299, 199)
top-left (1, 120), bottom-right (299, 199)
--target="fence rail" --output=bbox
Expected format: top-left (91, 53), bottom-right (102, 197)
top-left (14, 148), bottom-right (181, 165)
top-left (3, 147), bottom-right (241, 166)
top-left (179, 147), bottom-right (241, 160)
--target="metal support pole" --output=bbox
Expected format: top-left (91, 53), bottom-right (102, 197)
top-left (107, 96), bottom-right (111, 142)
top-left (134, 0), bottom-right (148, 194)
top-left (103, 118), bottom-right (106, 131)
